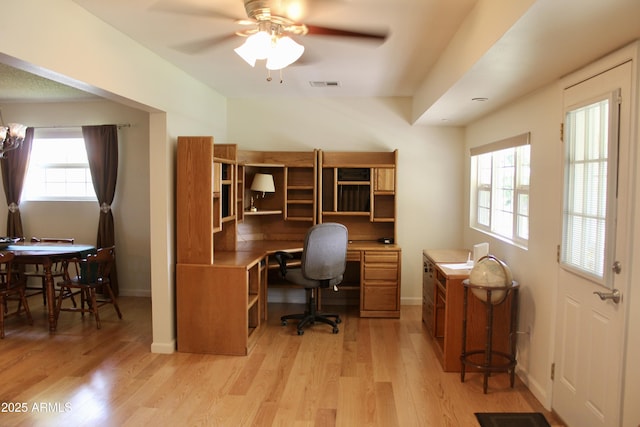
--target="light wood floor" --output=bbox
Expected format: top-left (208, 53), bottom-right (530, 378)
top-left (0, 297), bottom-right (564, 426)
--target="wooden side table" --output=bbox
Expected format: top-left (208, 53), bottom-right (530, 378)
top-left (460, 279), bottom-right (519, 393)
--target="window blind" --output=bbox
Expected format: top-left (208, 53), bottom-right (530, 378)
top-left (470, 132), bottom-right (530, 157)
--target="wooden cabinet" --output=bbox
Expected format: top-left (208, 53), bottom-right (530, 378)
top-left (319, 150), bottom-right (397, 242)
top-left (318, 245), bottom-right (401, 318)
top-left (423, 249), bottom-right (514, 372)
top-left (177, 139), bottom-right (402, 354)
top-left (176, 136), bottom-right (215, 264)
top-left (176, 254), bottom-right (266, 355)
top-left (177, 139), bottom-right (263, 355)
top-left (361, 248), bottom-right (401, 317)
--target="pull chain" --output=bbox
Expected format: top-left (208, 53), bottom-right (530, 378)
top-left (266, 69), bottom-right (285, 83)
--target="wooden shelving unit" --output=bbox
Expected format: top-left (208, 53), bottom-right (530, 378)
top-left (177, 140), bottom-right (266, 355)
top-left (319, 150), bottom-right (397, 243)
top-left (317, 150), bottom-right (400, 318)
top-left (285, 166), bottom-right (316, 222)
top-left (176, 141), bottom-right (403, 355)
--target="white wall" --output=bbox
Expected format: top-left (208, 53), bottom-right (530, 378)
top-left (464, 43), bottom-right (640, 427)
top-left (227, 97), bottom-right (465, 304)
top-left (464, 84), bottom-right (561, 407)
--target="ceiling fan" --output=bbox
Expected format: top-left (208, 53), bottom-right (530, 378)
top-left (156, 0), bottom-right (388, 71)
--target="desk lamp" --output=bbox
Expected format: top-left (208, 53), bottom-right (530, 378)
top-left (249, 173), bottom-right (275, 211)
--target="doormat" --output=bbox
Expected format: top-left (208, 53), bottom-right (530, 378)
top-left (475, 412), bottom-right (551, 427)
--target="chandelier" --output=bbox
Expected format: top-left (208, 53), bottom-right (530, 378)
top-left (0, 110), bottom-right (27, 158)
top-left (234, 19), bottom-right (305, 71)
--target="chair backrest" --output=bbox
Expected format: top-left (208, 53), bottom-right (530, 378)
top-left (300, 223), bottom-right (348, 281)
top-left (0, 251), bottom-right (19, 288)
top-left (79, 246), bottom-right (115, 284)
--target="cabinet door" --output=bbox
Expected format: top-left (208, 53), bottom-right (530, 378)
top-left (374, 168), bottom-right (395, 192)
top-left (363, 285), bottom-right (398, 311)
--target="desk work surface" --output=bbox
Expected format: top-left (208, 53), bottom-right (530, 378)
top-left (424, 248), bottom-right (472, 279)
top-left (211, 240), bottom-right (400, 267)
top-left (423, 248), bottom-right (469, 264)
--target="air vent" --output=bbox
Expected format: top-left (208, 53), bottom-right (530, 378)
top-left (309, 81), bottom-right (340, 88)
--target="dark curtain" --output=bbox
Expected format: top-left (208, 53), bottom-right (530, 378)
top-left (1, 127), bottom-right (34, 238)
top-left (82, 125), bottom-right (119, 295)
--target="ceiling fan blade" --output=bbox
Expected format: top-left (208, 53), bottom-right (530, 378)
top-left (305, 25), bottom-right (388, 42)
top-left (172, 34), bottom-right (239, 54)
top-left (150, 1), bottom-right (242, 22)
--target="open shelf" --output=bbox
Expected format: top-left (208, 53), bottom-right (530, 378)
top-left (244, 210), bottom-right (283, 216)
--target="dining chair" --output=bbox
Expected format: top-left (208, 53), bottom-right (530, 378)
top-left (0, 252), bottom-right (33, 338)
top-left (24, 237), bottom-right (75, 305)
top-left (55, 246), bottom-right (122, 329)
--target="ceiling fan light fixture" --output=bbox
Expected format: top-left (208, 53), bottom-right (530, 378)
top-left (234, 30), bottom-right (271, 66)
top-left (0, 110), bottom-right (27, 158)
top-left (266, 36), bottom-right (304, 70)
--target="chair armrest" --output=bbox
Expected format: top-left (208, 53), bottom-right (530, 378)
top-left (273, 251), bottom-right (294, 277)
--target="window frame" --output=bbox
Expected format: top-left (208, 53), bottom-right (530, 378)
top-left (470, 133), bottom-right (531, 248)
top-left (22, 127), bottom-right (97, 202)
top-left (560, 92), bottom-right (619, 285)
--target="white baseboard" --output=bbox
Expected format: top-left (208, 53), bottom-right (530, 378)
top-left (151, 340), bottom-right (175, 354)
top-left (401, 297), bottom-right (422, 306)
top-left (515, 366), bottom-right (552, 410)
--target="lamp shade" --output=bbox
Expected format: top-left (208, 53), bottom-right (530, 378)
top-left (7, 123), bottom-right (27, 139)
top-left (234, 31), bottom-right (271, 67)
top-left (251, 173), bottom-right (275, 193)
top-left (266, 36), bottom-right (304, 70)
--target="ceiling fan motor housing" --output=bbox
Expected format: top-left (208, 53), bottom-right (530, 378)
top-left (244, 0), bottom-right (274, 21)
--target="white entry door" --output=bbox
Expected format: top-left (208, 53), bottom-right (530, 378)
top-left (553, 61), bottom-right (632, 427)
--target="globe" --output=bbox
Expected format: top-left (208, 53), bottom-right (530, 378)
top-left (469, 255), bottom-right (513, 304)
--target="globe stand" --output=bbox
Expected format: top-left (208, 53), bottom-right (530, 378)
top-left (460, 279), bottom-right (519, 393)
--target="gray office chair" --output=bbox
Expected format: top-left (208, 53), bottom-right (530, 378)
top-left (275, 223), bottom-right (348, 335)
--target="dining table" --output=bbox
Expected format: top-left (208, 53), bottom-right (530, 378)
top-left (4, 242), bottom-right (96, 332)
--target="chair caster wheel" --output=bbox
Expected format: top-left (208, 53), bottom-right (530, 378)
top-left (297, 329), bottom-right (304, 335)
top-left (336, 318), bottom-right (342, 324)
top-left (281, 320), bottom-right (288, 326)
top-left (332, 327), bottom-right (339, 334)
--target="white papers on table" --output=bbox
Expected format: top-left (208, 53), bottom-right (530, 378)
top-left (440, 263), bottom-right (472, 270)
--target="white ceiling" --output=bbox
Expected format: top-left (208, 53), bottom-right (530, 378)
top-left (2, 0), bottom-right (639, 126)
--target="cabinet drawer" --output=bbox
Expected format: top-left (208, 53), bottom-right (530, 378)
top-left (363, 286), bottom-right (398, 311)
top-left (364, 266), bottom-right (398, 281)
top-left (346, 250), bottom-right (362, 262)
top-left (364, 252), bottom-right (398, 264)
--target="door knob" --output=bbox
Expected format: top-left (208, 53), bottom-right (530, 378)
top-left (593, 289), bottom-right (621, 304)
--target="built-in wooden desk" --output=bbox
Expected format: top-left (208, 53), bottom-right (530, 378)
top-left (423, 249), bottom-right (514, 372)
top-left (176, 138), bottom-right (401, 355)
top-left (177, 240), bottom-right (400, 355)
